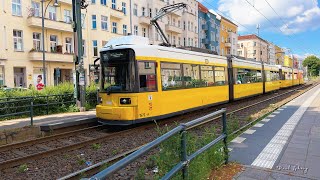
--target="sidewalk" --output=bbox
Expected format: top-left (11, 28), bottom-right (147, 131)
top-left (230, 83), bottom-right (320, 180)
top-left (0, 110), bottom-right (96, 131)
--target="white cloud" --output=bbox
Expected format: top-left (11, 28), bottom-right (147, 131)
top-left (216, 0), bottom-right (320, 34)
top-left (281, 7), bottom-right (320, 35)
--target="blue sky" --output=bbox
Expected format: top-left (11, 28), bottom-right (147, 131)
top-left (201, 0), bottom-right (320, 58)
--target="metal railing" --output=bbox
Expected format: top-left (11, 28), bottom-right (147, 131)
top-left (91, 108), bottom-right (228, 180)
top-left (0, 92), bottom-right (98, 122)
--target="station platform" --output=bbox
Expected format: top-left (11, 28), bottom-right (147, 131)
top-left (0, 110), bottom-right (97, 131)
top-left (230, 83), bottom-right (320, 179)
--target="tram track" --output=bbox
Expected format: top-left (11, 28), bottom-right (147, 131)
top-left (0, 82), bottom-right (317, 179)
top-left (58, 81), bottom-right (319, 180)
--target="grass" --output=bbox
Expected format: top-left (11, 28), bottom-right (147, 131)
top-left (18, 164), bottom-right (28, 173)
top-left (92, 143), bottom-right (102, 150)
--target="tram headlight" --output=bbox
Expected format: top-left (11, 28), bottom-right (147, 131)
top-left (120, 98), bottom-right (131, 105)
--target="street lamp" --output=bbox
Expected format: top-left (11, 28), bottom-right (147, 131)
top-left (41, 0), bottom-right (59, 86)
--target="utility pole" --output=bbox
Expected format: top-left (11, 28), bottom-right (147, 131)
top-left (257, 24), bottom-right (261, 62)
top-left (72, 0), bottom-right (87, 111)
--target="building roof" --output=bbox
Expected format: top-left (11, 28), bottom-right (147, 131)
top-left (198, 2), bottom-right (208, 13)
top-left (220, 15), bottom-right (238, 27)
top-left (238, 34), bottom-right (268, 43)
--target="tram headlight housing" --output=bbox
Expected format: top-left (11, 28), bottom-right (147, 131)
top-left (120, 98), bottom-right (131, 105)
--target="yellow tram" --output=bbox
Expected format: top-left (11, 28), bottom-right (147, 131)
top-left (96, 36), bottom-right (303, 125)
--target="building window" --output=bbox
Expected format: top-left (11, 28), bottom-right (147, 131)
top-left (134, 25), bottom-right (138, 35)
top-left (101, 15), bottom-right (108, 30)
top-left (178, 20), bottom-right (180, 28)
top-left (65, 37), bottom-right (73, 53)
top-left (221, 36), bottom-right (224, 43)
top-left (12, 0), bottom-right (22, 16)
top-left (183, 21), bottom-right (186, 30)
top-left (101, 0), bottom-right (106, 6)
top-left (81, 13), bottom-right (85, 28)
top-left (64, 10), bottom-right (72, 23)
top-left (111, 0), bottom-right (116, 9)
top-left (178, 37), bottom-right (181, 46)
top-left (92, 15), bottom-right (97, 29)
top-left (133, 4), bottom-right (138, 16)
top-left (142, 7), bottom-right (145, 16)
top-left (112, 22), bottom-right (117, 33)
top-left (254, 42), bottom-right (257, 46)
top-left (50, 35), bottom-right (57, 53)
top-left (149, 8), bottom-right (152, 17)
top-left (93, 40), bottom-right (98, 57)
top-left (123, 24), bottom-right (127, 35)
top-left (91, 0), bottom-right (95, 4)
top-left (48, 6), bottom-right (57, 21)
top-left (142, 28), bottom-right (146, 37)
top-left (13, 30), bottom-right (23, 51)
top-left (122, 2), bottom-right (126, 15)
top-left (172, 19), bottom-right (175, 26)
top-left (82, 40), bottom-right (86, 56)
top-left (31, 1), bottom-right (40, 17)
top-left (253, 50), bottom-right (256, 55)
top-left (32, 32), bottom-right (41, 51)
top-left (173, 36), bottom-right (176, 45)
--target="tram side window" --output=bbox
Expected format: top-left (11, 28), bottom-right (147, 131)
top-left (294, 73), bottom-right (298, 80)
top-left (200, 66), bottom-right (214, 86)
top-left (234, 68), bottom-right (262, 84)
top-left (214, 66), bottom-right (226, 85)
top-left (138, 62), bottom-right (157, 92)
top-left (183, 64), bottom-right (202, 87)
top-left (265, 71), bottom-right (272, 82)
top-left (161, 62), bottom-right (183, 90)
top-left (271, 71), bottom-right (280, 81)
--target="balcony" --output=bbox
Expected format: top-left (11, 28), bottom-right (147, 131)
top-left (110, 8), bottom-right (125, 19)
top-left (165, 24), bottom-right (181, 34)
top-left (170, 10), bottom-right (182, 17)
top-left (139, 16), bottom-right (150, 25)
top-left (225, 42), bottom-right (231, 47)
top-left (59, 0), bottom-right (71, 5)
top-left (202, 38), bottom-right (209, 45)
top-left (28, 51), bottom-right (73, 63)
top-left (27, 16), bottom-right (72, 32)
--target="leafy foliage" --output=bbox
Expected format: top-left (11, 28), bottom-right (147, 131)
top-left (0, 82), bottom-right (98, 120)
top-left (302, 55), bottom-right (320, 77)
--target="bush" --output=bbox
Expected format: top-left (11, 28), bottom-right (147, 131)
top-left (0, 82), bottom-right (98, 120)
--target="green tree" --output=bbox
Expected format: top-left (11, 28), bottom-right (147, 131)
top-left (302, 55), bottom-right (320, 76)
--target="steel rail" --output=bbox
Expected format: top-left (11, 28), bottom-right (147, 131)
top-left (59, 82), bottom-right (318, 179)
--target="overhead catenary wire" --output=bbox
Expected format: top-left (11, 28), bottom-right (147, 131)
top-left (243, 0), bottom-right (315, 56)
top-left (262, 0), bottom-right (317, 55)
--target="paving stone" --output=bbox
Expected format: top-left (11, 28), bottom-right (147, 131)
top-left (235, 175), bottom-right (259, 180)
top-left (282, 151), bottom-right (307, 160)
top-left (269, 172), bottom-right (309, 180)
top-left (239, 167), bottom-right (271, 180)
top-left (279, 157), bottom-right (305, 166)
top-left (304, 156), bottom-right (320, 179)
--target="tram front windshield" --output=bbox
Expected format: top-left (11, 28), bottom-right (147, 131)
top-left (100, 49), bottom-right (136, 93)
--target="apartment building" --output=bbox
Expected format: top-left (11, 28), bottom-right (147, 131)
top-left (0, 0), bottom-right (130, 87)
top-left (198, 2), bottom-right (220, 53)
top-left (275, 45), bottom-right (285, 66)
top-left (220, 16), bottom-right (238, 56)
top-left (130, 0), bottom-right (198, 47)
top-left (268, 42), bottom-right (276, 65)
top-left (237, 34), bottom-right (269, 63)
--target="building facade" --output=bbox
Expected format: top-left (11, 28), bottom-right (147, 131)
top-left (220, 16), bottom-right (238, 56)
top-left (130, 0), bottom-right (198, 47)
top-left (268, 42), bottom-right (275, 65)
top-left (198, 2), bottom-right (220, 53)
top-left (0, 0), bottom-right (130, 88)
top-left (275, 45), bottom-right (285, 66)
top-left (237, 34), bottom-right (269, 63)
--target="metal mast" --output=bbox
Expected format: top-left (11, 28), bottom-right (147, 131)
top-left (150, 3), bottom-right (187, 47)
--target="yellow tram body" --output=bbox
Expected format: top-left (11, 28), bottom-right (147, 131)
top-left (96, 36), bottom-right (303, 125)
top-left (280, 67), bottom-right (293, 88)
top-left (293, 69), bottom-right (300, 86)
